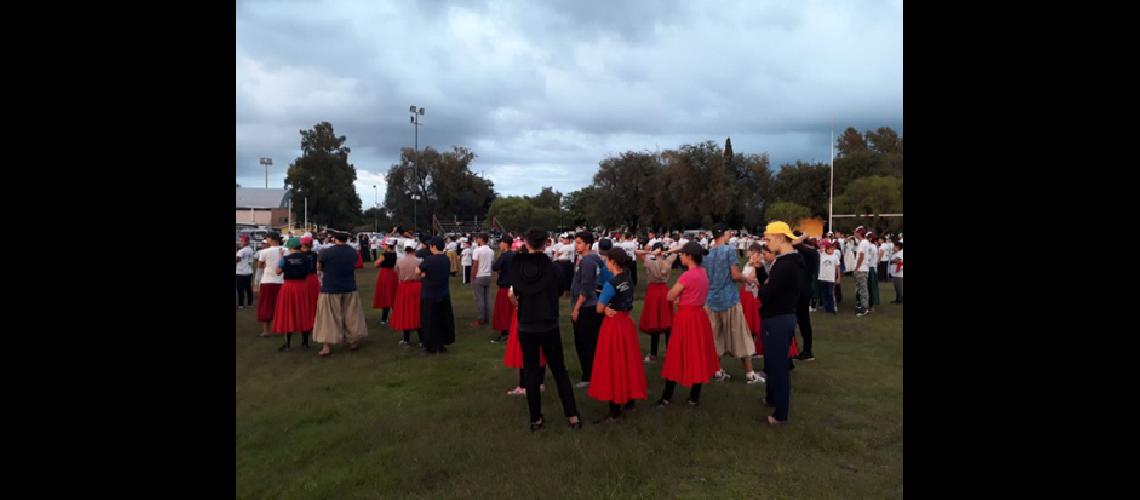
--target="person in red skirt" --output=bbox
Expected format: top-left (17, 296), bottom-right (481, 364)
top-left (655, 242), bottom-right (719, 407)
top-left (390, 246), bottom-right (422, 346)
top-left (489, 238), bottom-right (516, 343)
top-left (271, 238), bottom-right (315, 352)
top-left (372, 239), bottom-right (399, 325)
top-left (588, 250), bottom-right (648, 423)
top-left (635, 243), bottom-right (676, 363)
top-left (740, 243), bottom-right (765, 362)
top-left (255, 232), bottom-right (286, 337)
top-left (301, 237), bottom-right (320, 317)
top-left (502, 283), bottom-right (547, 396)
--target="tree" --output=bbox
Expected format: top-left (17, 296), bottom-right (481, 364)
top-left (383, 146), bottom-right (497, 232)
top-left (563, 186), bottom-right (598, 227)
top-left (765, 201), bottom-right (811, 226)
top-left (724, 137), bottom-right (734, 159)
top-left (590, 151), bottom-right (663, 230)
top-left (487, 196), bottom-right (535, 233)
top-left (834, 175), bottom-right (903, 234)
top-left (772, 161), bottom-right (830, 218)
top-left (284, 122), bottom-right (363, 229)
top-left (837, 127), bottom-right (868, 157)
top-left (526, 187), bottom-right (562, 212)
top-left (658, 142), bottom-right (736, 229)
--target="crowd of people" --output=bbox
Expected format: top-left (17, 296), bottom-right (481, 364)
top-left (236, 221), bottom-right (903, 430)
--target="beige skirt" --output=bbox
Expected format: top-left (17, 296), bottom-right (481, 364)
top-left (313, 292), bottom-right (369, 344)
top-left (706, 303), bottom-right (756, 357)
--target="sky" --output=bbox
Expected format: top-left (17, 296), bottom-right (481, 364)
top-left (236, 0), bottom-right (902, 209)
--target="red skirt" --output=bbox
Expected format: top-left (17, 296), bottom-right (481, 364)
top-left (638, 283), bottom-right (673, 333)
top-left (739, 286), bottom-right (760, 336)
top-left (660, 305), bottom-right (720, 387)
top-left (373, 267), bottom-right (399, 308)
top-left (390, 280), bottom-right (422, 330)
top-left (306, 273), bottom-right (320, 312)
top-left (272, 279), bottom-right (315, 333)
top-left (588, 311), bottom-right (648, 404)
top-left (257, 282), bottom-right (282, 322)
top-left (754, 309), bottom-right (800, 358)
top-left (491, 287), bottom-right (515, 331)
top-left (503, 312), bottom-right (546, 369)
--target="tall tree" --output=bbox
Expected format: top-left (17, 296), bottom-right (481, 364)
top-left (724, 137), bottom-right (734, 159)
top-left (284, 122), bottom-right (362, 229)
top-left (563, 186), bottom-right (598, 227)
top-left (765, 201), bottom-right (811, 226)
top-left (526, 186), bottom-right (562, 212)
top-left (834, 175), bottom-right (903, 233)
top-left (836, 127), bottom-right (868, 157)
top-left (771, 161), bottom-right (830, 218)
top-left (589, 151), bottom-right (663, 230)
top-left (383, 146), bottom-right (496, 231)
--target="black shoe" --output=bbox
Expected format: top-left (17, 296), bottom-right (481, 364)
top-left (530, 419), bottom-right (544, 432)
top-left (799, 352), bottom-right (815, 361)
top-left (593, 415), bottom-right (622, 424)
top-left (277, 345), bottom-right (291, 352)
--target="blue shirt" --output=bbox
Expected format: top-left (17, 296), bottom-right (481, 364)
top-left (318, 244), bottom-right (358, 293)
top-left (705, 244), bottom-right (740, 312)
top-left (570, 253), bottom-right (603, 307)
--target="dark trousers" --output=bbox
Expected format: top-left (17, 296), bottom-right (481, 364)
top-left (420, 298), bottom-right (456, 353)
top-left (572, 306), bottom-right (603, 382)
top-left (462, 265), bottom-right (471, 284)
top-left (649, 331), bottom-right (671, 356)
top-left (892, 277), bottom-right (903, 303)
top-left (629, 263), bottom-right (638, 286)
top-left (661, 380), bottom-right (702, 403)
top-left (519, 327), bottom-right (579, 422)
top-left (361, 247), bottom-right (372, 262)
top-left (236, 274), bottom-right (253, 306)
top-left (834, 281), bottom-right (843, 305)
top-left (818, 281), bottom-right (836, 313)
top-left (795, 293), bottom-right (813, 355)
top-left (878, 261), bottom-right (888, 280)
top-left (763, 313), bottom-right (796, 421)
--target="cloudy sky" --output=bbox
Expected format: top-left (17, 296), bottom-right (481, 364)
top-left (236, 0), bottom-right (902, 208)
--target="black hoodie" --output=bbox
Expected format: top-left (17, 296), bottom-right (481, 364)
top-left (510, 251), bottom-right (564, 333)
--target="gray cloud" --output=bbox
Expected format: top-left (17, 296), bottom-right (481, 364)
top-left (236, 0), bottom-right (902, 200)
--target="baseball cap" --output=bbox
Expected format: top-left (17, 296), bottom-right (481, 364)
top-left (763, 221), bottom-right (796, 239)
top-left (286, 237), bottom-right (302, 249)
top-left (300, 236), bottom-right (313, 246)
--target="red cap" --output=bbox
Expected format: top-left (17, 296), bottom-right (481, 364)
top-left (300, 236), bottom-right (313, 246)
top-left (240, 236), bottom-right (250, 243)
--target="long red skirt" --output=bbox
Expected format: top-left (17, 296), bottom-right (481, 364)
top-left (638, 283), bottom-right (673, 333)
top-left (503, 312), bottom-right (546, 369)
top-left (373, 267), bottom-right (398, 308)
top-left (390, 280), bottom-right (422, 330)
top-left (272, 279), bottom-right (315, 333)
top-left (257, 283), bottom-right (282, 322)
top-left (491, 287), bottom-right (514, 331)
top-left (306, 273), bottom-right (320, 312)
top-left (660, 305), bottom-right (720, 387)
top-left (740, 286), bottom-right (761, 336)
top-left (588, 311), bottom-right (648, 404)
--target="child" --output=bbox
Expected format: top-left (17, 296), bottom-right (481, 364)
top-left (390, 246), bottom-right (423, 345)
top-left (636, 243), bottom-right (676, 363)
top-left (655, 242), bottom-right (720, 407)
top-left (271, 238), bottom-right (315, 352)
top-left (588, 250), bottom-right (648, 422)
top-left (818, 240), bottom-right (840, 313)
top-left (490, 238), bottom-right (516, 343)
top-left (740, 243), bottom-right (765, 356)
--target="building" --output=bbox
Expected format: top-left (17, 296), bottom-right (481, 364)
top-left (236, 187), bottom-right (292, 227)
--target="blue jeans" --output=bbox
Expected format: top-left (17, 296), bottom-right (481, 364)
top-left (762, 313), bottom-right (796, 422)
top-left (817, 280), bottom-right (836, 312)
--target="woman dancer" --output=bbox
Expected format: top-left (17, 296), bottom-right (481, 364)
top-left (636, 243), bottom-right (676, 363)
top-left (588, 250), bottom-right (648, 422)
top-left (655, 242), bottom-right (719, 408)
top-left (271, 238), bottom-right (315, 351)
top-left (372, 240), bottom-right (399, 325)
top-left (390, 246), bottom-right (422, 346)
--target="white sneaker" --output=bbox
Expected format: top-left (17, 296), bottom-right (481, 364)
top-left (746, 372), bottom-right (766, 384)
top-left (713, 370), bottom-right (731, 382)
top-left (398, 340), bottom-right (409, 346)
top-left (575, 381), bottom-right (590, 389)
top-left (643, 354), bottom-right (656, 363)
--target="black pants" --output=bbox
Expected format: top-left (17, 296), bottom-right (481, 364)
top-left (572, 306), bottom-right (603, 382)
top-left (519, 327), bottom-right (579, 422)
top-left (763, 314), bottom-right (795, 421)
top-left (420, 298), bottom-right (456, 353)
top-left (361, 247), bottom-right (372, 263)
top-left (878, 261), bottom-right (888, 280)
top-left (661, 380), bottom-right (702, 403)
top-left (463, 266), bottom-right (471, 284)
top-left (649, 331), bottom-right (671, 356)
top-left (236, 274), bottom-right (253, 306)
top-left (834, 281), bottom-right (843, 305)
top-left (629, 263), bottom-right (638, 286)
top-left (795, 293), bottom-right (813, 355)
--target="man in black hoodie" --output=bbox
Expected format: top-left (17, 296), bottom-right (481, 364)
top-left (792, 231), bottom-right (818, 361)
top-left (511, 228), bottom-right (582, 432)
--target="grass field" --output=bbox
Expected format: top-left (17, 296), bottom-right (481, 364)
top-left (236, 257), bottom-right (902, 499)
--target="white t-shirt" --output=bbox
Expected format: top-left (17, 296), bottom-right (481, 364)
top-left (856, 239), bottom-right (874, 273)
top-left (890, 249), bottom-right (903, 278)
top-left (236, 246), bottom-right (255, 275)
top-left (472, 245), bottom-right (495, 277)
top-left (742, 264), bottom-right (759, 297)
top-left (461, 247), bottom-right (473, 266)
top-left (866, 245), bottom-right (878, 270)
top-left (879, 242), bottom-right (893, 262)
top-left (729, 236), bottom-right (739, 249)
top-left (256, 246), bottom-right (287, 285)
top-left (555, 242), bottom-right (576, 262)
top-left (446, 241), bottom-right (459, 253)
top-left (647, 238), bottom-right (660, 250)
top-left (620, 240), bottom-right (638, 258)
top-left (700, 237), bottom-right (709, 249)
top-left (819, 252), bottom-right (839, 282)
top-left (591, 241), bottom-right (600, 252)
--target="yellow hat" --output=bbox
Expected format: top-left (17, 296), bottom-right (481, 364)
top-left (763, 221), bottom-right (796, 239)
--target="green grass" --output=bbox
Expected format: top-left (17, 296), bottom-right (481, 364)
top-left (237, 258), bottom-right (902, 499)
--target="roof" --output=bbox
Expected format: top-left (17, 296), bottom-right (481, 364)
top-left (236, 187), bottom-right (292, 209)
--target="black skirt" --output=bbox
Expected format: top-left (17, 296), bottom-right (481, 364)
top-left (420, 296), bottom-right (456, 353)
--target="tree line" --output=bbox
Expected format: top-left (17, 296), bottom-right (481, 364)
top-left (279, 122), bottom-right (902, 234)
